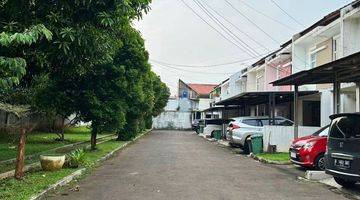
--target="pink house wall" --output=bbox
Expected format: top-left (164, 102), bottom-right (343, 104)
top-left (265, 58), bottom-right (292, 91)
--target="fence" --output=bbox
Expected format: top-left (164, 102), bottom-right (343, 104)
top-left (262, 125), bottom-right (321, 152)
top-left (0, 110), bottom-right (67, 134)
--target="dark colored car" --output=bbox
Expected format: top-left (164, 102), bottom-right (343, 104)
top-left (289, 125), bottom-right (329, 170)
top-left (325, 113), bottom-right (360, 188)
top-left (191, 119), bottom-right (200, 131)
top-left (192, 119), bottom-right (205, 134)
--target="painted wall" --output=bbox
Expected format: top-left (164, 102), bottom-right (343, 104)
top-left (152, 111), bottom-right (191, 130)
top-left (246, 71), bottom-right (257, 92)
top-left (342, 8), bottom-right (360, 57)
top-left (220, 81), bottom-right (230, 101)
top-left (320, 90), bottom-right (333, 126)
top-left (263, 125), bottom-right (321, 152)
top-left (278, 63), bottom-right (292, 91)
top-left (178, 80), bottom-right (197, 99)
top-left (265, 63), bottom-right (277, 91)
top-left (198, 98), bottom-right (211, 111)
top-left (152, 98), bottom-right (195, 129)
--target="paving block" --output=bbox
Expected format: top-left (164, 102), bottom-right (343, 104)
top-left (305, 170), bottom-right (332, 181)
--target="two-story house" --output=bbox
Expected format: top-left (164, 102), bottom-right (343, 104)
top-left (178, 79), bottom-right (217, 122)
top-left (291, 1), bottom-right (360, 126)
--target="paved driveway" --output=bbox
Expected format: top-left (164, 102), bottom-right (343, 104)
top-left (47, 130), bottom-right (350, 200)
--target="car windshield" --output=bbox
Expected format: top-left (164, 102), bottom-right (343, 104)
top-left (313, 126), bottom-right (329, 137)
top-left (275, 118), bottom-right (293, 126)
top-left (329, 115), bottom-right (360, 139)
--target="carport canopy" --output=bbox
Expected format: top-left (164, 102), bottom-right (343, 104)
top-left (271, 51), bottom-right (360, 139)
top-left (272, 51), bottom-right (360, 86)
top-left (215, 91), bottom-right (318, 106)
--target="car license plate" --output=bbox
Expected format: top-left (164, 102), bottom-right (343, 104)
top-left (290, 151), bottom-right (296, 158)
top-left (334, 159), bottom-right (351, 169)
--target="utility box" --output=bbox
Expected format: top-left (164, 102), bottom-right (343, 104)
top-left (251, 134), bottom-right (263, 154)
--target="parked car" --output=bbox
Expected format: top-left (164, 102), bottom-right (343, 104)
top-left (191, 119), bottom-right (200, 132)
top-left (325, 113), bottom-right (360, 188)
top-left (201, 119), bottom-right (233, 138)
top-left (289, 125), bottom-right (329, 170)
top-left (203, 119), bottom-right (223, 138)
top-left (227, 116), bottom-right (293, 153)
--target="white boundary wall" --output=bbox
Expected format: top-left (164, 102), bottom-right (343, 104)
top-left (152, 111), bottom-right (191, 130)
top-left (263, 126), bottom-right (321, 152)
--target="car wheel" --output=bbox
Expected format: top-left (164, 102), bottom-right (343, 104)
top-left (211, 131), bottom-right (214, 138)
top-left (334, 177), bottom-right (357, 188)
top-left (315, 154), bottom-right (325, 170)
top-left (229, 142), bottom-right (237, 148)
top-left (243, 139), bottom-right (250, 154)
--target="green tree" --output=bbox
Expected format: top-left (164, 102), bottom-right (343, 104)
top-left (79, 63), bottom-right (128, 150)
top-left (0, 24), bottom-right (52, 89)
top-left (0, 1), bottom-right (170, 150)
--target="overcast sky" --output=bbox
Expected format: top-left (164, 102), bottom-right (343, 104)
top-left (133, 0), bottom-right (352, 96)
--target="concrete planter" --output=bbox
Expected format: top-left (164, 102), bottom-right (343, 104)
top-left (40, 155), bottom-right (65, 171)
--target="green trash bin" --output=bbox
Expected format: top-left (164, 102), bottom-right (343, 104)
top-left (213, 130), bottom-right (222, 140)
top-left (199, 125), bottom-right (204, 134)
top-left (250, 134), bottom-right (263, 154)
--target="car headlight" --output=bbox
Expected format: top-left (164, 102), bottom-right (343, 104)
top-left (303, 142), bottom-right (314, 150)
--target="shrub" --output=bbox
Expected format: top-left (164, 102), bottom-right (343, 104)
top-left (65, 149), bottom-right (86, 168)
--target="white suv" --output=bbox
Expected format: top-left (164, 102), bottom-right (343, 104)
top-left (227, 116), bottom-right (293, 153)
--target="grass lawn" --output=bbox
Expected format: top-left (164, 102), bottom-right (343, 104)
top-left (0, 126), bottom-right (112, 161)
top-left (0, 139), bottom-right (127, 200)
top-left (255, 152), bottom-right (290, 162)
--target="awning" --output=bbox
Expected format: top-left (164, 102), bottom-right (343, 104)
top-left (215, 91), bottom-right (318, 106)
top-left (201, 105), bottom-right (241, 112)
top-left (272, 51), bottom-right (360, 86)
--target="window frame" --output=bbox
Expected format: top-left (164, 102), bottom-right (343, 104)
top-left (332, 35), bottom-right (341, 61)
top-left (309, 46), bottom-right (317, 69)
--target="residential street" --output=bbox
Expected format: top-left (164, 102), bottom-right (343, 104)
top-left (48, 130), bottom-right (348, 200)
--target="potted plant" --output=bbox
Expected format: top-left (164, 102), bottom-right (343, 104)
top-left (40, 154), bottom-right (66, 171)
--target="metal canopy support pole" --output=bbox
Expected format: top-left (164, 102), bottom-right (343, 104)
top-left (294, 85), bottom-right (299, 139)
top-left (356, 83), bottom-right (360, 112)
top-left (272, 93), bottom-right (276, 125)
top-left (222, 105), bottom-right (228, 139)
top-left (268, 94), bottom-right (272, 125)
top-left (333, 73), bottom-right (340, 114)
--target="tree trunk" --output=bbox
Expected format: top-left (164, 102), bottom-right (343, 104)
top-left (116, 131), bottom-right (121, 141)
top-left (91, 130), bottom-right (97, 150)
top-left (15, 128), bottom-right (26, 180)
top-left (52, 119), bottom-right (56, 132)
top-left (59, 118), bottom-right (65, 141)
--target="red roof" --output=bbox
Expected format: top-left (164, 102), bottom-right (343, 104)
top-left (187, 83), bottom-right (217, 96)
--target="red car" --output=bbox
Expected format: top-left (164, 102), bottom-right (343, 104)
top-left (289, 125), bottom-right (329, 170)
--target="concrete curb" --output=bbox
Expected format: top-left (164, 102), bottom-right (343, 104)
top-left (305, 170), bottom-right (332, 181)
top-left (0, 136), bottom-right (116, 181)
top-left (29, 168), bottom-right (86, 200)
top-left (217, 140), bottom-right (230, 147)
top-left (29, 129), bottom-right (151, 200)
top-left (0, 162), bottom-right (41, 180)
top-left (0, 134), bottom-right (116, 166)
top-left (249, 153), bottom-right (292, 165)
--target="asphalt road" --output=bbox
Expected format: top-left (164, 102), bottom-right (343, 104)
top-left (47, 130), bottom-right (350, 200)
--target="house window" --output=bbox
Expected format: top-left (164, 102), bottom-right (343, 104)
top-left (256, 75), bottom-right (264, 91)
top-left (333, 35), bottom-right (340, 61)
top-left (309, 48), bottom-right (317, 69)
